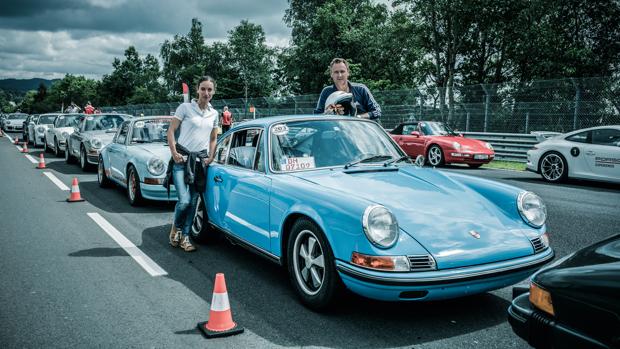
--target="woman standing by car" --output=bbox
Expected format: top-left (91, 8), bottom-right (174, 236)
top-left (166, 76), bottom-right (219, 252)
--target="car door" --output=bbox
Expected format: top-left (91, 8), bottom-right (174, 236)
top-left (209, 128), bottom-right (272, 252)
top-left (585, 128), bottom-right (620, 181)
top-left (70, 116), bottom-right (85, 157)
top-left (108, 122), bottom-right (130, 184)
top-left (564, 130), bottom-right (592, 178)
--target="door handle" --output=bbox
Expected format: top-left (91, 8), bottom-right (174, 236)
top-left (585, 151), bottom-right (595, 156)
top-left (214, 175), bottom-right (223, 183)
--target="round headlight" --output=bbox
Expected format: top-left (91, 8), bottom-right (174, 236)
top-left (452, 141), bottom-right (461, 149)
top-left (147, 157), bottom-right (165, 176)
top-left (61, 131), bottom-right (69, 139)
top-left (517, 192), bottom-right (547, 228)
top-left (37, 126), bottom-right (45, 133)
top-left (363, 205), bottom-right (399, 248)
top-left (90, 138), bottom-right (102, 149)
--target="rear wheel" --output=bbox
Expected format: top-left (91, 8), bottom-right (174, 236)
top-left (127, 165), bottom-right (144, 206)
top-left (539, 152), bottom-right (568, 182)
top-left (97, 155), bottom-right (112, 188)
top-left (287, 218), bottom-right (342, 310)
top-left (427, 145), bottom-right (445, 166)
top-left (190, 195), bottom-right (221, 244)
top-left (43, 138), bottom-right (50, 153)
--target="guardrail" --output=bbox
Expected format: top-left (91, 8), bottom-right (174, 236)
top-left (461, 132), bottom-right (549, 163)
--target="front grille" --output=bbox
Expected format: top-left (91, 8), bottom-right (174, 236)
top-left (408, 255), bottom-right (437, 271)
top-left (530, 237), bottom-right (546, 253)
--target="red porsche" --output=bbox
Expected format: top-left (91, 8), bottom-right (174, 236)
top-left (389, 121), bottom-right (495, 168)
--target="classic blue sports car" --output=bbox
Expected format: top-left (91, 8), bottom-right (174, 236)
top-left (191, 115), bottom-right (554, 309)
top-left (98, 116), bottom-right (177, 205)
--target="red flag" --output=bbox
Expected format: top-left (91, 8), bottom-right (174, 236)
top-left (182, 82), bottom-right (189, 103)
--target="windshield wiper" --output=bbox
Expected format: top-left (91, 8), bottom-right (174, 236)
top-left (344, 154), bottom-right (393, 169)
top-left (383, 155), bottom-right (411, 167)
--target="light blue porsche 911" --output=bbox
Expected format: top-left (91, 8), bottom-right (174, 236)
top-left (190, 115), bottom-right (554, 310)
top-left (98, 116), bottom-right (177, 205)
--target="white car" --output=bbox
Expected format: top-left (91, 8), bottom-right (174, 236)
top-left (2, 113), bottom-right (28, 132)
top-left (527, 125), bottom-right (620, 183)
top-left (31, 113), bottom-right (60, 147)
top-left (45, 113), bottom-right (82, 157)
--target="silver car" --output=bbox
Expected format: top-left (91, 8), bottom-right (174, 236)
top-left (66, 113), bottom-right (129, 170)
top-left (2, 113), bottom-right (28, 132)
top-left (44, 113), bottom-right (82, 157)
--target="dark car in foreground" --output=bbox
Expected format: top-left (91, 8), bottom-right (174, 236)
top-left (508, 234), bottom-right (620, 349)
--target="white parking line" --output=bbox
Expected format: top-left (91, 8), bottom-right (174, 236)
top-left (6, 135), bottom-right (13, 142)
top-left (87, 213), bottom-right (168, 277)
top-left (25, 154), bottom-right (38, 164)
top-left (43, 172), bottom-right (70, 191)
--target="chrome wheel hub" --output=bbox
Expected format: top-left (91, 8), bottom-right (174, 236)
top-left (293, 230), bottom-right (325, 295)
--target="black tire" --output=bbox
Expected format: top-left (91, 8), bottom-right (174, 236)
top-left (287, 218), bottom-right (342, 310)
top-left (427, 145), bottom-right (445, 166)
top-left (190, 194), bottom-right (222, 244)
top-left (65, 141), bottom-right (75, 164)
top-left (127, 165), bottom-right (144, 206)
top-left (97, 155), bottom-right (112, 188)
top-left (539, 151), bottom-right (568, 183)
top-left (43, 138), bottom-right (50, 153)
top-left (468, 163), bottom-right (483, 169)
top-left (54, 138), bottom-right (61, 157)
top-left (80, 146), bottom-right (92, 171)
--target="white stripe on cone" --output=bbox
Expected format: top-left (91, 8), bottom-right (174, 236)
top-left (71, 185), bottom-right (80, 192)
top-left (210, 292), bottom-right (230, 312)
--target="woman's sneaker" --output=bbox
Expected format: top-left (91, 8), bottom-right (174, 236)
top-left (180, 236), bottom-right (196, 252)
top-left (169, 225), bottom-right (181, 247)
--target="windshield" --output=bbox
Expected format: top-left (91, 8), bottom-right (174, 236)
top-left (419, 121), bottom-right (456, 136)
top-left (270, 119), bottom-right (401, 172)
top-left (8, 114), bottom-right (28, 120)
top-left (83, 114), bottom-right (125, 131)
top-left (55, 114), bottom-right (80, 128)
top-left (130, 119), bottom-right (170, 143)
top-left (38, 115), bottom-right (57, 124)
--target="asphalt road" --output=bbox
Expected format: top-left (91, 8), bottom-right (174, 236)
top-left (1, 131), bottom-right (619, 349)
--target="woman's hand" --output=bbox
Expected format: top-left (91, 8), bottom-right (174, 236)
top-left (172, 151), bottom-right (184, 164)
top-left (203, 157), bottom-right (214, 166)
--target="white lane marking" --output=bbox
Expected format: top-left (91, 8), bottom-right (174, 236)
top-left (6, 135), bottom-right (13, 142)
top-left (87, 212), bottom-right (168, 277)
top-left (16, 145), bottom-right (23, 151)
top-left (25, 154), bottom-right (38, 164)
top-left (43, 172), bottom-right (70, 191)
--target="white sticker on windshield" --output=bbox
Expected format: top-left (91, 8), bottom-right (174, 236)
top-left (59, 116), bottom-right (65, 120)
top-left (86, 116), bottom-right (94, 121)
top-left (134, 121), bottom-right (145, 128)
top-left (281, 156), bottom-right (315, 171)
top-left (272, 124), bottom-right (289, 136)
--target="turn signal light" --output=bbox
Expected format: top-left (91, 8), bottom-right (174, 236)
top-left (144, 178), bottom-right (164, 185)
top-left (529, 282), bottom-right (554, 316)
top-left (351, 252), bottom-right (410, 271)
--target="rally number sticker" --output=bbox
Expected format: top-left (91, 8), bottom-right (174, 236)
top-left (272, 124), bottom-right (289, 136)
top-left (280, 156), bottom-right (315, 171)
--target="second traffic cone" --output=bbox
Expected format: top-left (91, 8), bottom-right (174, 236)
top-left (14, 137), bottom-right (19, 145)
top-left (66, 177), bottom-right (85, 202)
top-left (21, 142), bottom-right (28, 153)
top-left (37, 153), bottom-right (46, 169)
top-left (197, 273), bottom-right (244, 338)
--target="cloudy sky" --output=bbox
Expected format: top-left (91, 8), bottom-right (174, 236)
top-left (0, 0), bottom-right (293, 80)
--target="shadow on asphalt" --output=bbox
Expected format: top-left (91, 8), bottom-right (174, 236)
top-left (74, 223), bottom-right (511, 348)
top-left (77, 180), bottom-right (175, 214)
top-left (42, 157), bottom-right (89, 175)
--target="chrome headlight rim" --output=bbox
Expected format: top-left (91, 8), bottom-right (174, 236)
top-left (147, 157), bottom-right (165, 176)
top-left (517, 191), bottom-right (547, 228)
top-left (362, 205), bottom-right (399, 249)
top-left (36, 126), bottom-right (45, 133)
top-left (61, 131), bottom-right (69, 140)
top-left (89, 138), bottom-right (102, 149)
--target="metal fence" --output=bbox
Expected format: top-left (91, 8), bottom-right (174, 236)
top-left (102, 77), bottom-right (620, 134)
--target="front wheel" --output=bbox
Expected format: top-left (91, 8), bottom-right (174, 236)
top-left (190, 195), bottom-right (221, 244)
top-left (54, 138), bottom-right (62, 157)
top-left (427, 145), bottom-right (445, 166)
top-left (80, 146), bottom-right (93, 171)
top-left (539, 152), bottom-right (568, 182)
top-left (127, 165), bottom-right (144, 206)
top-left (287, 218), bottom-right (342, 310)
top-left (65, 142), bottom-right (75, 163)
top-left (97, 156), bottom-right (112, 188)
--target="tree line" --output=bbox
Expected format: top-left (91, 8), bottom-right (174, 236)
top-left (3, 0), bottom-right (619, 115)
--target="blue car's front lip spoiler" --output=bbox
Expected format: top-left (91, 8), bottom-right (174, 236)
top-left (336, 249), bottom-right (554, 286)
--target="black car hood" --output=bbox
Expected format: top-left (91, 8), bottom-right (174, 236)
top-left (533, 234), bottom-right (620, 315)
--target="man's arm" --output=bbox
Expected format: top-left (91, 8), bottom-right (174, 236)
top-left (361, 85), bottom-right (381, 120)
top-left (314, 87), bottom-right (330, 114)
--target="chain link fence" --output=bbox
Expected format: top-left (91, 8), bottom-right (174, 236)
top-left (102, 77), bottom-right (620, 133)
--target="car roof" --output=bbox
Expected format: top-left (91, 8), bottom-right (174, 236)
top-left (564, 124), bottom-right (620, 136)
top-left (230, 114), bottom-right (378, 129)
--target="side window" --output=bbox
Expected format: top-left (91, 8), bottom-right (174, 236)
top-left (254, 132), bottom-right (265, 172)
top-left (215, 135), bottom-right (231, 164)
top-left (592, 129), bottom-right (620, 147)
top-left (403, 124), bottom-right (417, 135)
top-left (227, 129), bottom-right (260, 170)
top-left (566, 131), bottom-right (590, 144)
top-left (391, 124), bottom-right (402, 135)
top-left (115, 122), bottom-right (129, 144)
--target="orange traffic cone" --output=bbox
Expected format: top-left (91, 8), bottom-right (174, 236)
top-left (21, 142), bottom-right (28, 153)
top-left (37, 153), bottom-right (46, 169)
top-left (66, 177), bottom-right (85, 202)
top-left (14, 137), bottom-right (19, 145)
top-left (197, 273), bottom-right (244, 338)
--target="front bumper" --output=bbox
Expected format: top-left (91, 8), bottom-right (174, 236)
top-left (5, 125), bottom-right (23, 131)
top-left (139, 182), bottom-right (177, 201)
top-left (508, 293), bottom-right (609, 349)
top-left (445, 152), bottom-right (494, 164)
top-left (336, 247), bottom-right (554, 301)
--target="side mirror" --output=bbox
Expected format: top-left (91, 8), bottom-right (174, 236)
top-left (410, 131), bottom-right (421, 137)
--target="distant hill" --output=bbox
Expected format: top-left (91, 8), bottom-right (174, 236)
top-left (0, 78), bottom-right (59, 92)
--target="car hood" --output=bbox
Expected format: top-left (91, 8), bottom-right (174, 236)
top-left (132, 143), bottom-right (171, 160)
top-left (431, 135), bottom-right (489, 149)
top-left (288, 166), bottom-right (534, 269)
top-left (533, 234), bottom-right (620, 315)
top-left (83, 130), bottom-right (115, 143)
top-left (7, 119), bottom-right (26, 124)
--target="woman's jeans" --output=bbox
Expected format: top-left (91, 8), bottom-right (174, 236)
top-left (172, 163), bottom-right (204, 236)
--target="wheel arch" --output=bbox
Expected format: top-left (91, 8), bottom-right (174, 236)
top-left (280, 213), bottom-right (323, 267)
